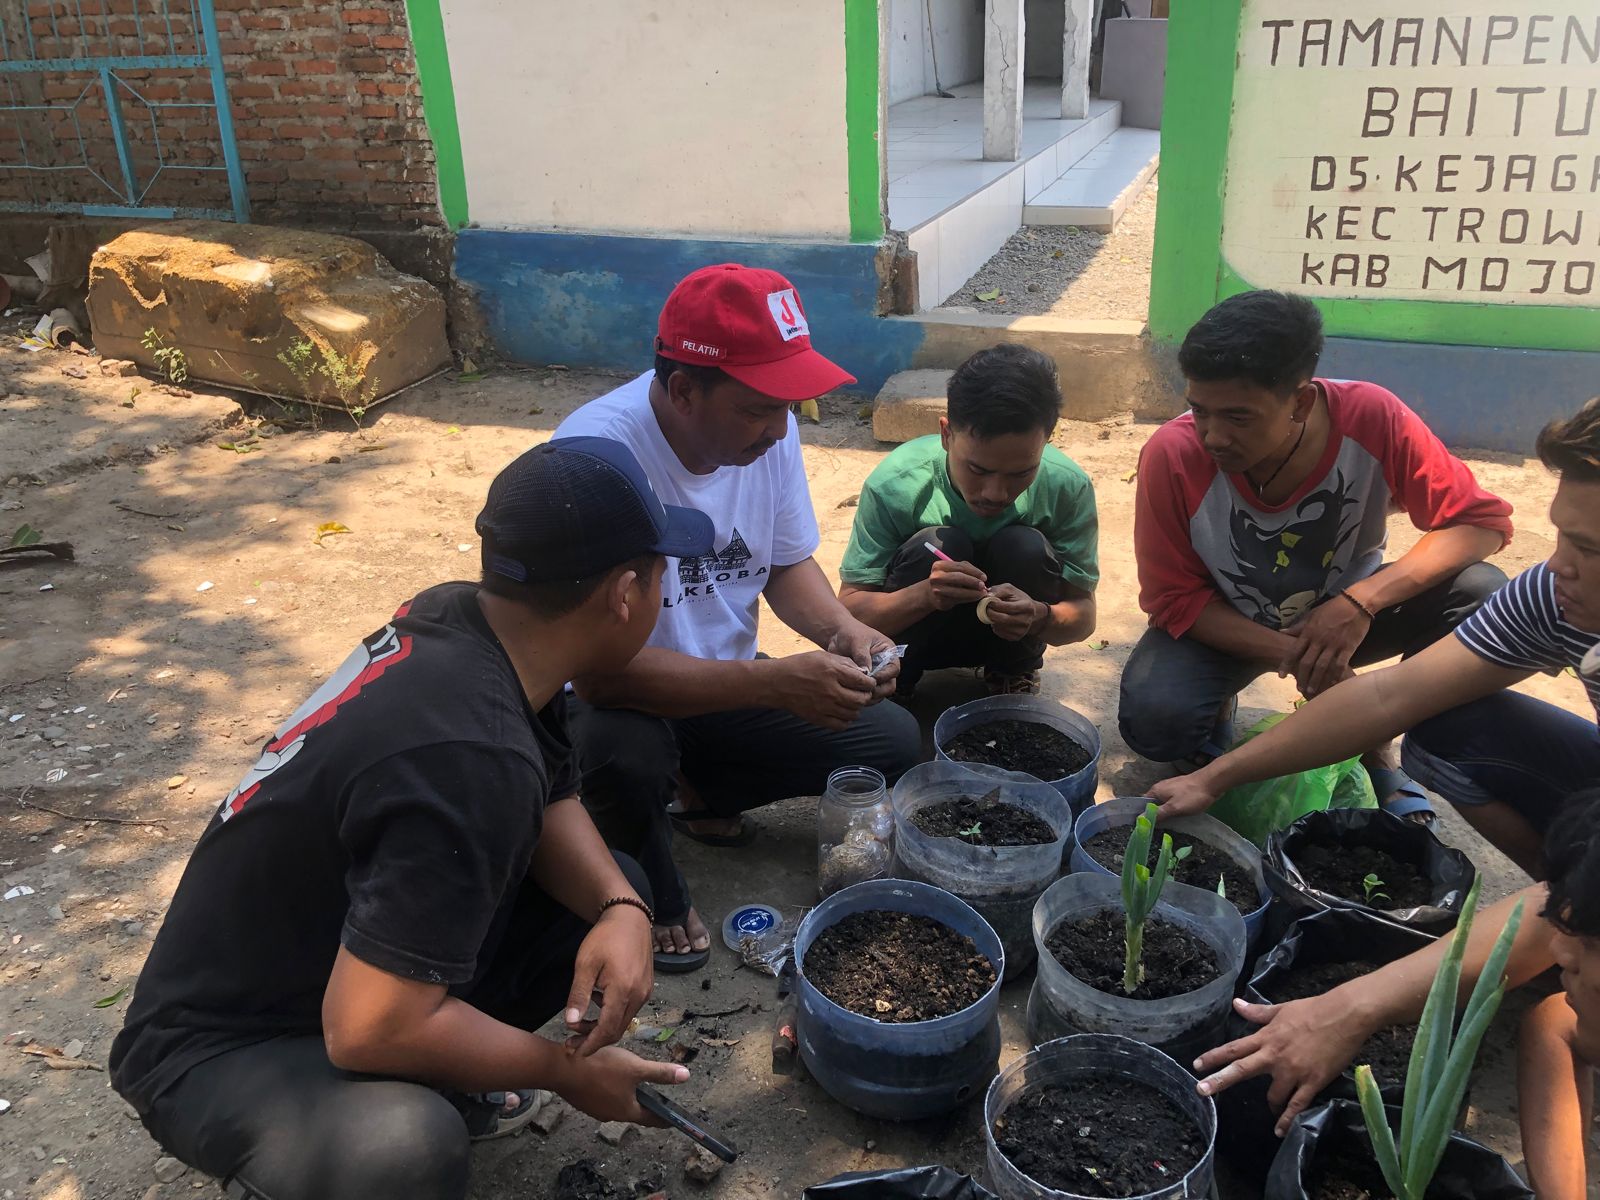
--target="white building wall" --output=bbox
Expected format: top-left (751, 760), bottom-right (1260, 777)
top-left (887, 0), bottom-right (983, 104)
top-left (440, 0), bottom-right (854, 240)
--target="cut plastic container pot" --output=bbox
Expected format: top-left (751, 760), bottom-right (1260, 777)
top-left (1028, 873), bottom-right (1245, 1064)
top-left (985, 1034), bottom-right (1217, 1200)
top-left (795, 878), bottom-right (1005, 1121)
top-left (934, 695), bottom-right (1101, 815)
top-left (1071, 795), bottom-right (1271, 947)
top-left (893, 760), bottom-right (1074, 979)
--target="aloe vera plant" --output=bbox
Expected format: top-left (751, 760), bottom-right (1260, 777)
top-left (1121, 802), bottom-right (1191, 993)
top-left (1353, 878), bottom-right (1524, 1200)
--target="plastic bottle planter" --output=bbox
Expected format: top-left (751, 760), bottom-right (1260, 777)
top-left (794, 878), bottom-right (1005, 1121)
top-left (1213, 908), bottom-right (1437, 1182)
top-left (1071, 796), bottom-right (1271, 948)
top-left (1027, 874), bottom-right (1245, 1065)
top-left (1265, 1100), bottom-right (1533, 1200)
top-left (817, 766), bottom-right (894, 900)
top-left (892, 761), bottom-right (1073, 980)
top-left (985, 1034), bottom-right (1218, 1200)
top-left (1264, 809), bottom-right (1476, 935)
top-left (933, 695), bottom-right (1101, 816)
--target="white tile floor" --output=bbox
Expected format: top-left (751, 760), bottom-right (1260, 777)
top-left (1025, 127), bottom-right (1162, 229)
top-left (886, 81), bottom-right (1120, 234)
top-left (888, 80), bottom-right (1131, 307)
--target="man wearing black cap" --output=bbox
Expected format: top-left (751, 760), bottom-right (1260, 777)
top-left (556, 263), bottom-right (921, 973)
top-left (109, 439), bottom-right (713, 1200)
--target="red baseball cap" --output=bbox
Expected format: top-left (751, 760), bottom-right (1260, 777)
top-left (654, 263), bottom-right (857, 402)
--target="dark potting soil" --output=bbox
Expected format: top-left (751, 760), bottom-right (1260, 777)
top-left (1264, 960), bottom-right (1416, 1085)
top-left (804, 910), bottom-right (997, 1021)
top-left (911, 788), bottom-right (1057, 846)
top-left (1083, 825), bottom-right (1261, 914)
top-left (1045, 910), bottom-right (1220, 1000)
top-left (942, 718), bottom-right (1091, 780)
top-left (553, 1160), bottom-right (622, 1200)
top-left (1307, 1143), bottom-right (1398, 1200)
top-left (1295, 842), bottom-right (1432, 908)
top-left (994, 1077), bottom-right (1206, 1197)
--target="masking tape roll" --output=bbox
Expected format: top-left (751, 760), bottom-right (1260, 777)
top-left (975, 594), bottom-right (995, 626)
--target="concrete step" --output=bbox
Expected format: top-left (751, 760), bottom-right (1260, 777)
top-left (1023, 127), bottom-right (1160, 231)
top-left (871, 369), bottom-right (953, 444)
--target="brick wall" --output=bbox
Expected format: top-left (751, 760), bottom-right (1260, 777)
top-left (0, 0), bottom-right (443, 229)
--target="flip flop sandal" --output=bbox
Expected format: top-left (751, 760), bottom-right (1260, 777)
top-left (669, 809), bottom-right (758, 848)
top-left (461, 1089), bottom-right (547, 1141)
top-left (1369, 767), bottom-right (1437, 830)
top-left (654, 944), bottom-right (712, 974)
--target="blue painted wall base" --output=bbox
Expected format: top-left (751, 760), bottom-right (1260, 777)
top-left (1319, 337), bottom-right (1600, 455)
top-left (453, 229), bottom-right (925, 394)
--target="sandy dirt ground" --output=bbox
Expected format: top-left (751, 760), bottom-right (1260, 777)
top-left (0, 340), bottom-right (1593, 1199)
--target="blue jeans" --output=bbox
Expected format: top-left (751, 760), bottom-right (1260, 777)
top-left (1119, 563), bottom-right (1507, 762)
top-left (1402, 690), bottom-right (1600, 835)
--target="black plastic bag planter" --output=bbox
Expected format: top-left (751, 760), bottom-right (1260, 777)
top-left (1265, 1099), bottom-right (1532, 1200)
top-left (1212, 908), bottom-right (1437, 1183)
top-left (1264, 810), bottom-right (1475, 935)
top-left (804, 1165), bottom-right (998, 1199)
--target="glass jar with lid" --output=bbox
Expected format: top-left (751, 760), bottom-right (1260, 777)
top-left (816, 765), bottom-right (893, 899)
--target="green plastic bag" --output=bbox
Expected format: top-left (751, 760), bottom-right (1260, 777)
top-left (1206, 714), bottom-right (1378, 848)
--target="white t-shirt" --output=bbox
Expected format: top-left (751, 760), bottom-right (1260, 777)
top-left (555, 372), bottom-right (821, 661)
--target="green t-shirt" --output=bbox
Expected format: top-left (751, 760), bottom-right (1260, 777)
top-left (839, 435), bottom-right (1099, 590)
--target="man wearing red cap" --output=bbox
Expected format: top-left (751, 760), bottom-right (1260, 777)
top-left (556, 264), bottom-right (921, 971)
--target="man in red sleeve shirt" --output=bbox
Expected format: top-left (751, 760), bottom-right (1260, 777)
top-left (1119, 290), bottom-right (1512, 820)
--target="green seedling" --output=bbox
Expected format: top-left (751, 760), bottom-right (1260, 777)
top-left (1216, 875), bottom-right (1227, 900)
top-left (1362, 873), bottom-right (1390, 905)
top-left (958, 821), bottom-right (983, 841)
top-left (1353, 879), bottom-right (1523, 1200)
top-left (141, 328), bottom-right (188, 385)
top-left (1121, 803), bottom-right (1191, 993)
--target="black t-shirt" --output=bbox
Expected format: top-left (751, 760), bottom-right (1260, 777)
top-left (110, 583), bottom-right (579, 1111)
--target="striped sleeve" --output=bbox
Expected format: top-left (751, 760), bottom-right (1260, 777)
top-left (1453, 565), bottom-right (1566, 671)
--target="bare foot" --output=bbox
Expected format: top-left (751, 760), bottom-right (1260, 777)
top-left (654, 907), bottom-right (712, 957)
top-left (682, 814), bottom-right (745, 839)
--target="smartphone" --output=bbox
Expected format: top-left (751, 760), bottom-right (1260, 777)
top-left (635, 1085), bottom-right (740, 1162)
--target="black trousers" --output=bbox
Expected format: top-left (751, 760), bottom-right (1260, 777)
top-left (137, 855), bottom-right (649, 1200)
top-left (886, 524), bottom-right (1067, 688)
top-left (569, 688), bottom-right (921, 922)
top-left (1117, 561), bottom-right (1507, 762)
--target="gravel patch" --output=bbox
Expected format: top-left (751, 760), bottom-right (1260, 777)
top-left (941, 178), bottom-right (1156, 322)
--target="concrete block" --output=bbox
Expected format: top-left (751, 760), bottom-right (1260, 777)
top-left (873, 369), bottom-right (952, 444)
top-left (87, 220), bottom-right (449, 409)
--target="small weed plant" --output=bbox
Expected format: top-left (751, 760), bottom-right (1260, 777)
top-left (1362, 872), bottom-right (1390, 905)
top-left (141, 328), bottom-right (188, 385)
top-left (957, 820), bottom-right (984, 841)
top-left (276, 337), bottom-right (377, 418)
top-left (1353, 878), bottom-right (1523, 1200)
top-left (1120, 802), bottom-right (1191, 993)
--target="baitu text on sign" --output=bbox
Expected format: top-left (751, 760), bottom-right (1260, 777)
top-left (1220, 1), bottom-right (1600, 307)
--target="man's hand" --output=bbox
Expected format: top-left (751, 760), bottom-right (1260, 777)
top-left (825, 623), bottom-right (900, 702)
top-left (926, 558), bottom-right (988, 611)
top-left (1147, 772), bottom-right (1223, 819)
top-left (1193, 994), bottom-right (1375, 1136)
top-left (770, 651), bottom-right (876, 730)
top-left (562, 904), bottom-right (654, 1057)
top-left (982, 584), bottom-right (1044, 643)
top-left (554, 1045), bottom-right (690, 1126)
top-left (1280, 597), bottom-right (1371, 699)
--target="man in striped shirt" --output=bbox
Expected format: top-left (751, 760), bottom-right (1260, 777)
top-left (1152, 397), bottom-right (1600, 878)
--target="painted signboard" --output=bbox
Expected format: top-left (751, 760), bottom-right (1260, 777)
top-left (1151, 0), bottom-right (1600, 352)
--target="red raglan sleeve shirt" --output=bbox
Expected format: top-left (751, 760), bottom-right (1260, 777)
top-left (1134, 418), bottom-right (1224, 638)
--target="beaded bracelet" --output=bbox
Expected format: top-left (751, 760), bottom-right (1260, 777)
top-left (599, 895), bottom-right (655, 926)
top-left (1335, 588), bottom-right (1376, 622)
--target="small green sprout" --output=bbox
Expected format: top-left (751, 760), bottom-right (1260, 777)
top-left (1120, 803), bottom-right (1192, 993)
top-left (1362, 872), bottom-right (1390, 905)
top-left (1216, 875), bottom-right (1227, 900)
top-left (957, 820), bottom-right (983, 841)
top-left (1354, 878), bottom-right (1523, 1200)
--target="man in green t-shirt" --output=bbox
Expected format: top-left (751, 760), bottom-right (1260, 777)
top-left (838, 344), bottom-right (1099, 695)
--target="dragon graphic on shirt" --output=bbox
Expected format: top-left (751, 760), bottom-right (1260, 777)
top-left (1217, 472), bottom-right (1362, 629)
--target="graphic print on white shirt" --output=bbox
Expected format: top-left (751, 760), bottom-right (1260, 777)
top-left (554, 373), bottom-right (821, 662)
